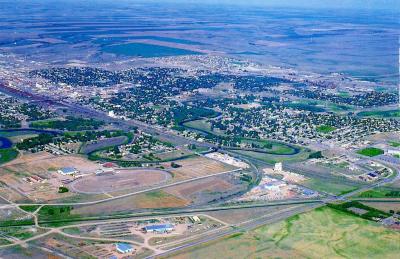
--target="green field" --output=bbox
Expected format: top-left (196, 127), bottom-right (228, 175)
top-left (357, 109), bottom-right (400, 118)
top-left (357, 147), bottom-right (384, 157)
top-left (169, 206), bottom-right (400, 259)
top-left (304, 178), bottom-right (359, 195)
top-left (357, 187), bottom-right (400, 198)
top-left (316, 125), bottom-right (336, 133)
top-left (19, 205), bottom-right (40, 213)
top-left (389, 142), bottom-right (400, 148)
top-left (0, 148), bottom-right (18, 164)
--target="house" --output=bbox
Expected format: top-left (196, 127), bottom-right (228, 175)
top-left (115, 243), bottom-right (133, 254)
top-left (57, 167), bottom-right (78, 176)
top-left (143, 224), bottom-right (174, 233)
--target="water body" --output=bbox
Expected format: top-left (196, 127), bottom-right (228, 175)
top-left (0, 128), bottom-right (60, 136)
top-left (0, 137), bottom-right (12, 149)
top-left (94, 36), bottom-right (203, 46)
top-left (102, 43), bottom-right (201, 57)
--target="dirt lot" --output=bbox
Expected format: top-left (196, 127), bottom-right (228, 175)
top-left (0, 152), bottom-right (101, 202)
top-left (164, 156), bottom-right (235, 180)
top-left (2, 151), bottom-right (101, 175)
top-left (165, 177), bottom-right (233, 199)
top-left (70, 169), bottom-right (172, 194)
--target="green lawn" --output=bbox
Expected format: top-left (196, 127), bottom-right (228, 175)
top-left (389, 142), bottom-right (400, 148)
top-left (316, 125), bottom-right (336, 133)
top-left (169, 206), bottom-right (400, 259)
top-left (357, 109), bottom-right (400, 118)
top-left (357, 147), bottom-right (384, 157)
top-left (0, 148), bottom-right (18, 164)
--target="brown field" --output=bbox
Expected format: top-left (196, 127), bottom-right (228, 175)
top-left (165, 177), bottom-right (233, 199)
top-left (361, 202), bottom-right (400, 213)
top-left (73, 190), bottom-right (190, 215)
top-left (0, 152), bottom-right (101, 202)
top-left (70, 169), bottom-right (171, 194)
top-left (205, 205), bottom-right (301, 225)
top-left (164, 156), bottom-right (235, 180)
top-left (2, 151), bottom-right (101, 175)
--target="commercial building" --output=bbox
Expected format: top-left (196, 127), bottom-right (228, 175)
top-left (143, 224), bottom-right (174, 233)
top-left (115, 243), bottom-right (134, 254)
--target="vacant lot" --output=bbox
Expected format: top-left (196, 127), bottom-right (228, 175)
top-left (2, 151), bottom-right (100, 175)
top-left (169, 207), bottom-right (400, 259)
top-left (70, 169), bottom-right (171, 194)
top-left (165, 156), bottom-right (235, 180)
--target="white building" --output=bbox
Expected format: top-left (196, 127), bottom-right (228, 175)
top-left (274, 162), bottom-right (283, 172)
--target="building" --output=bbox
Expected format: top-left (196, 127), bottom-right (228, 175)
top-left (274, 162), bottom-right (283, 172)
top-left (189, 216), bottom-right (201, 223)
top-left (115, 243), bottom-right (133, 254)
top-left (143, 224), bottom-right (174, 233)
top-left (57, 167), bottom-right (79, 176)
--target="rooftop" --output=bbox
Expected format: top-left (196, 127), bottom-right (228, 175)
top-left (116, 243), bottom-right (133, 252)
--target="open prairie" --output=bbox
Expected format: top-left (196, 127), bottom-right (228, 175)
top-left (168, 207), bottom-right (400, 259)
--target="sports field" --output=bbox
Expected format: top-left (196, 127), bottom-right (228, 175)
top-left (169, 206), bottom-right (400, 259)
top-left (357, 147), bottom-right (384, 157)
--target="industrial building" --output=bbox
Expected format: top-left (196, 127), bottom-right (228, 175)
top-left (143, 224), bottom-right (174, 233)
top-left (115, 243), bottom-right (134, 254)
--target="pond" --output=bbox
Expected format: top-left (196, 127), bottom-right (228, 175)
top-left (0, 137), bottom-right (12, 149)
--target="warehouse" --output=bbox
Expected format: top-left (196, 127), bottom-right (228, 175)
top-left (115, 243), bottom-right (134, 254)
top-left (143, 224), bottom-right (174, 233)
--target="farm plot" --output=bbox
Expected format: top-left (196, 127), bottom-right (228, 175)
top-left (72, 190), bottom-right (190, 216)
top-left (70, 169), bottom-right (172, 194)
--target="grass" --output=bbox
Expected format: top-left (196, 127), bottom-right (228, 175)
top-left (327, 201), bottom-right (390, 221)
top-left (357, 110), bottom-right (400, 118)
top-left (167, 206), bottom-right (400, 259)
top-left (304, 178), bottom-right (359, 195)
top-left (38, 205), bottom-right (79, 222)
top-left (316, 125), bottom-right (336, 133)
top-left (389, 142), bottom-right (400, 148)
top-left (0, 148), bottom-right (18, 164)
top-left (357, 147), bottom-right (384, 157)
top-left (357, 187), bottom-right (400, 198)
top-left (19, 205), bottom-right (40, 213)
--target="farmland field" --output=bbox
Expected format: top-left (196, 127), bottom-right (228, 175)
top-left (168, 206), bottom-right (400, 259)
top-left (72, 190), bottom-right (189, 215)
